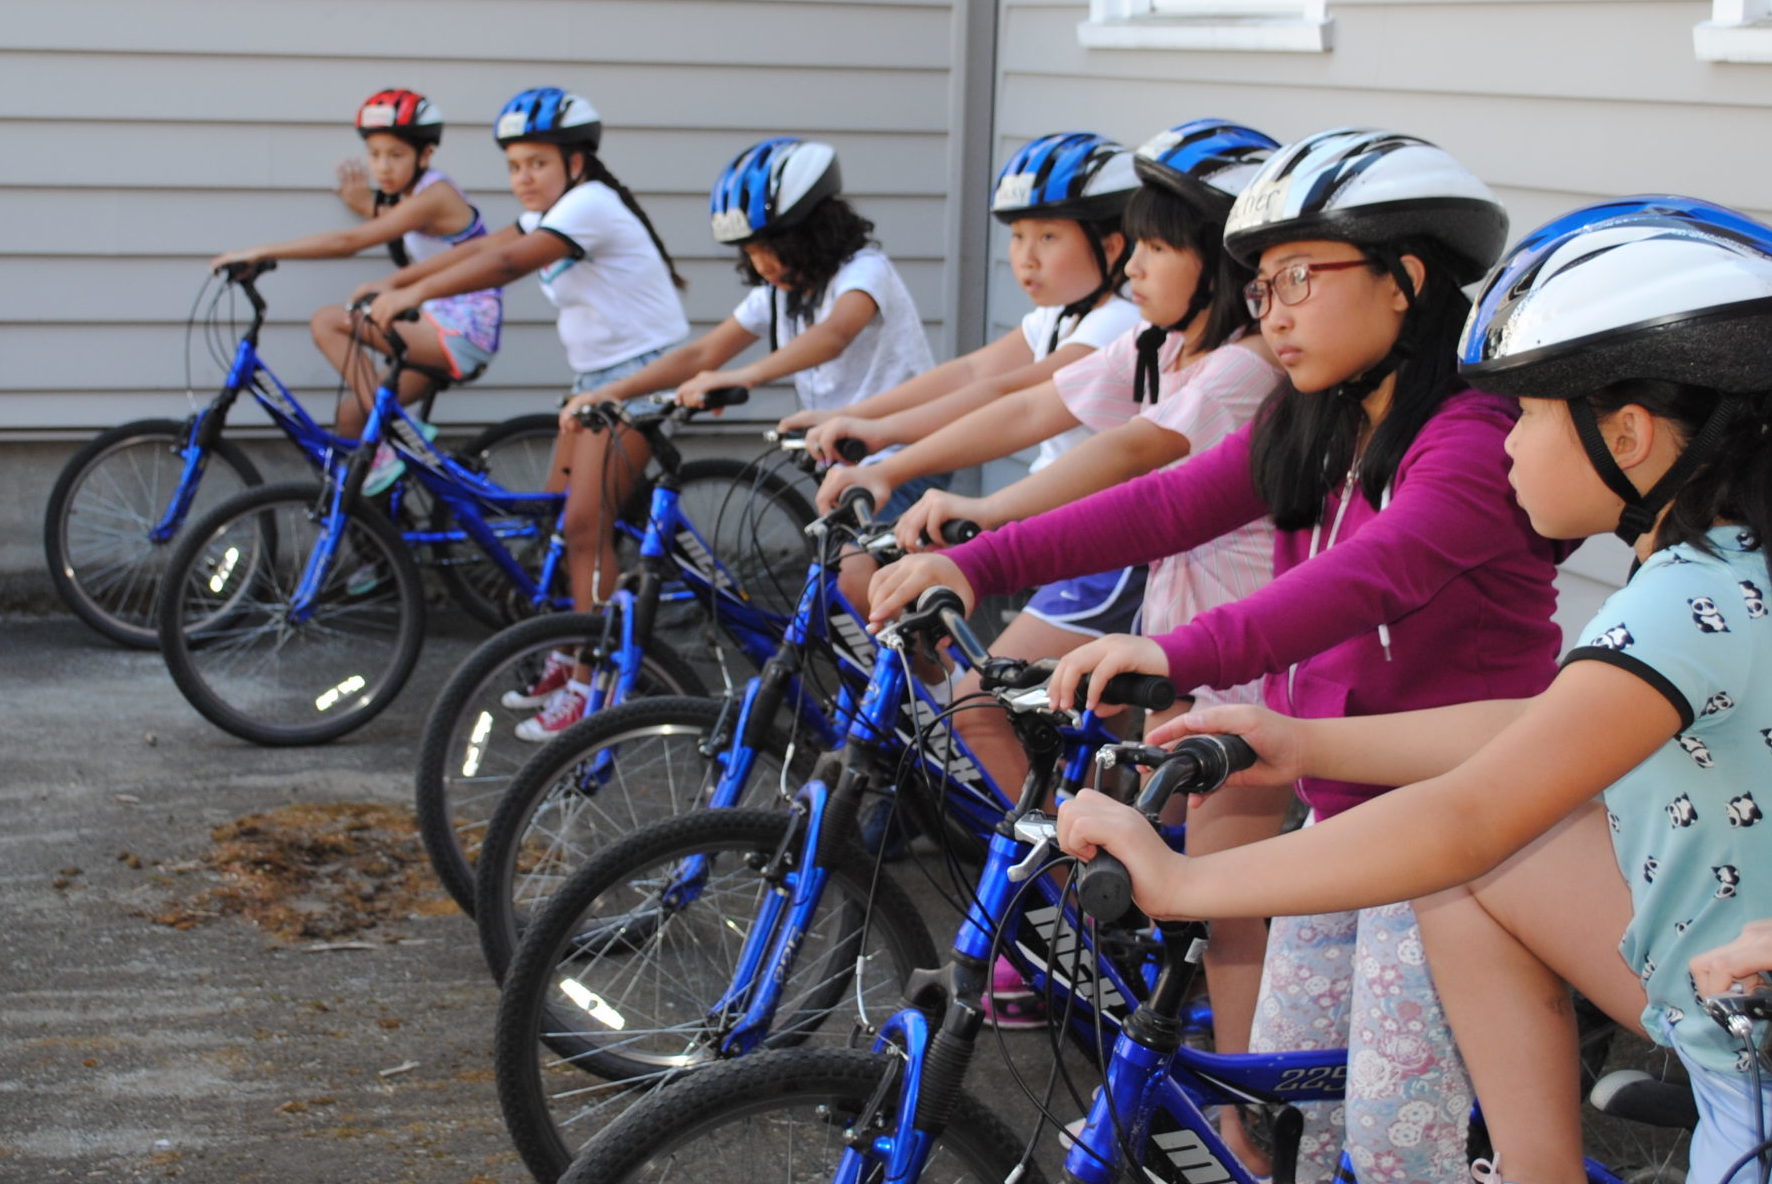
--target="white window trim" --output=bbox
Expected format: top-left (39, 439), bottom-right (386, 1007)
top-left (1695, 0), bottom-right (1772, 62)
top-left (1078, 0), bottom-right (1332, 54)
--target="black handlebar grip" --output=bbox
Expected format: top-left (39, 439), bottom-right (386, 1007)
top-left (939, 519), bottom-right (980, 545)
top-left (837, 484), bottom-right (876, 525)
top-left (702, 386), bottom-right (750, 409)
top-left (394, 308), bottom-right (420, 323)
top-left (1097, 673), bottom-right (1176, 712)
top-left (1077, 852), bottom-right (1134, 923)
top-left (834, 437), bottom-right (869, 464)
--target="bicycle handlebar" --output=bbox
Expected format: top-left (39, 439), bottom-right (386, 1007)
top-left (978, 656), bottom-right (1175, 713)
top-left (1075, 733), bottom-right (1257, 922)
top-left (918, 519), bottom-right (981, 548)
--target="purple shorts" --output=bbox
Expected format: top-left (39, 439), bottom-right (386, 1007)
top-left (1023, 566), bottom-right (1146, 638)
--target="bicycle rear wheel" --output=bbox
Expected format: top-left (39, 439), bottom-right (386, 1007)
top-left (494, 808), bottom-right (939, 1182)
top-left (46, 418), bottom-right (262, 648)
top-left (156, 480), bottom-right (425, 746)
top-left (471, 695), bottom-right (813, 979)
top-left (413, 612), bottom-right (706, 916)
top-left (555, 1047), bottom-right (1037, 1184)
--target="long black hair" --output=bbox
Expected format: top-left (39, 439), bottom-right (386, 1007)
top-left (568, 148), bottom-right (688, 291)
top-left (1121, 185), bottom-right (1255, 354)
top-left (1586, 378), bottom-right (1772, 573)
top-left (1248, 237), bottom-right (1470, 530)
top-left (735, 196), bottom-right (876, 322)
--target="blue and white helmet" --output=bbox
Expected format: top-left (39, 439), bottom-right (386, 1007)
top-left (710, 137), bottom-right (842, 244)
top-left (990, 133), bottom-right (1137, 225)
top-left (1460, 196), bottom-right (1772, 399)
top-left (494, 88), bottom-right (602, 151)
top-left (1224, 127), bottom-right (1507, 283)
top-left (1133, 119), bottom-right (1279, 211)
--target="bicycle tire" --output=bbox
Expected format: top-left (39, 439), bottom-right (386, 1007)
top-left (432, 414), bottom-right (566, 629)
top-left (554, 1047), bottom-right (1040, 1184)
top-left (45, 418), bottom-right (262, 648)
top-left (472, 694), bottom-right (815, 979)
top-left (414, 612), bottom-right (707, 916)
top-left (494, 809), bottom-right (940, 1181)
top-left (156, 480), bottom-right (426, 746)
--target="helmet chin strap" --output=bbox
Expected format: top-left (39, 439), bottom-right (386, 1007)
top-left (1052, 226), bottom-right (1116, 354)
top-left (1132, 274), bottom-right (1214, 405)
top-left (1332, 252), bottom-right (1416, 404)
top-left (1568, 396), bottom-right (1739, 545)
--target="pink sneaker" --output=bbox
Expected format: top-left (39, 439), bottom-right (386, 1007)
top-left (501, 650), bottom-right (576, 710)
top-left (515, 680), bottom-right (589, 742)
top-left (981, 955), bottom-right (1047, 1029)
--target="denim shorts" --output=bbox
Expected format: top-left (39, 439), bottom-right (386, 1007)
top-left (1674, 1039), bottom-right (1772, 1184)
top-left (573, 343), bottom-right (679, 395)
top-left (1024, 566), bottom-right (1147, 638)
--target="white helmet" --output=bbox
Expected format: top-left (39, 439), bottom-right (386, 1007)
top-left (709, 138), bottom-right (842, 244)
top-left (1224, 127), bottom-right (1508, 283)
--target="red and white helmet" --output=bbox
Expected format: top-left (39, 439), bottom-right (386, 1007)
top-left (356, 89), bottom-right (444, 147)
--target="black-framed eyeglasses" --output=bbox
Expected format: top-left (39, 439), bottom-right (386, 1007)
top-left (1242, 259), bottom-right (1370, 319)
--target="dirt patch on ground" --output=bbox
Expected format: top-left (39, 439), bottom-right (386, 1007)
top-left (141, 802), bottom-right (457, 942)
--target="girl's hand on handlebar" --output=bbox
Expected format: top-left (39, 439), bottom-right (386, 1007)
top-left (367, 287), bottom-right (422, 328)
top-left (894, 490), bottom-right (989, 552)
top-left (816, 464), bottom-right (894, 515)
top-left (209, 248), bottom-right (262, 273)
top-left (867, 554), bottom-right (974, 629)
top-left (1690, 920), bottom-right (1772, 997)
top-left (676, 369), bottom-right (749, 410)
top-left (777, 407), bottom-right (832, 435)
top-left (1145, 704), bottom-right (1304, 802)
top-left (559, 390), bottom-right (616, 433)
top-left (1049, 634), bottom-right (1167, 716)
top-left (804, 415), bottom-right (879, 465)
top-left (1057, 789), bottom-right (1188, 916)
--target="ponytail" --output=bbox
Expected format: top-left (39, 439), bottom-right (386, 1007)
top-left (578, 152), bottom-right (688, 291)
top-left (1585, 379), bottom-right (1772, 576)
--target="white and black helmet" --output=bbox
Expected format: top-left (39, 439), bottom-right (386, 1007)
top-left (1462, 196), bottom-right (1772, 542)
top-left (1224, 127), bottom-right (1508, 284)
top-left (990, 133), bottom-right (1137, 224)
top-left (710, 138), bottom-right (842, 244)
top-left (1134, 119), bottom-right (1279, 212)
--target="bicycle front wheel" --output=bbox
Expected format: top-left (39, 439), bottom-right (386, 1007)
top-left (46, 418), bottom-right (262, 648)
top-left (413, 612), bottom-right (706, 916)
top-left (156, 480), bottom-right (426, 746)
top-left (557, 1047), bottom-right (1038, 1184)
top-left (494, 808), bottom-right (939, 1182)
top-left (472, 695), bottom-right (813, 979)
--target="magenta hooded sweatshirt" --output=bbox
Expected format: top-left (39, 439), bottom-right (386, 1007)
top-left (947, 389), bottom-right (1566, 820)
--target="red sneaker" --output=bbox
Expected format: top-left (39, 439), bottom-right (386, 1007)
top-left (501, 650), bottom-right (575, 710)
top-left (515, 681), bottom-right (589, 742)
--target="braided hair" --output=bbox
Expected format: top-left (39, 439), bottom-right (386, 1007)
top-left (570, 149), bottom-right (688, 291)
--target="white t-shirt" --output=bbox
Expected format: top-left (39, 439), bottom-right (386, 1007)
top-left (732, 248), bottom-right (932, 413)
top-left (1022, 295), bottom-right (1141, 473)
top-left (518, 181), bottom-right (691, 374)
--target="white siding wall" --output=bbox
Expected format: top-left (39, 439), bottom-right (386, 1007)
top-left (1, 0), bottom-right (974, 437)
top-left (992, 0), bottom-right (1772, 631)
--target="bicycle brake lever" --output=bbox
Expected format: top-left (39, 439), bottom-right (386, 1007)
top-left (1702, 983), bottom-right (1772, 1041)
top-left (1009, 815), bottom-right (1059, 882)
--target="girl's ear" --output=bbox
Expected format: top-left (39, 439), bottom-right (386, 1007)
top-left (1391, 253), bottom-right (1428, 310)
top-left (417, 144), bottom-right (436, 172)
top-left (1605, 404), bottom-right (1658, 472)
top-left (1099, 230), bottom-right (1127, 275)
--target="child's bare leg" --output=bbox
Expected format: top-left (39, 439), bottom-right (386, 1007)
top-left (560, 423), bottom-right (654, 677)
top-left (1414, 800), bottom-right (1644, 1184)
top-left (310, 309), bottom-right (449, 437)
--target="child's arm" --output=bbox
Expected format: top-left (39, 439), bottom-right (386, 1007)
top-left (801, 334), bottom-right (1091, 461)
top-left (676, 290), bottom-right (879, 408)
top-left (895, 417), bottom-right (1186, 550)
top-left (348, 231), bottom-right (501, 305)
top-left (210, 180), bottom-right (462, 271)
top-left (778, 332), bottom-right (1020, 434)
top-left (558, 318), bottom-right (759, 430)
top-left (366, 225), bottom-right (555, 325)
top-left (1058, 660), bottom-right (1677, 921)
top-left (815, 380), bottom-right (1083, 512)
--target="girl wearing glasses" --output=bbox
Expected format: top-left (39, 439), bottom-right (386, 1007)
top-left (869, 127), bottom-right (1566, 1181)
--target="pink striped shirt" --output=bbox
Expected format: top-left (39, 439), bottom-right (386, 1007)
top-left (1052, 326), bottom-right (1285, 705)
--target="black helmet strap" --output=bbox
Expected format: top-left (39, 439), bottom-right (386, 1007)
top-left (1333, 251), bottom-right (1415, 404)
top-left (1049, 224), bottom-right (1117, 354)
top-left (1569, 394), bottom-right (1740, 545)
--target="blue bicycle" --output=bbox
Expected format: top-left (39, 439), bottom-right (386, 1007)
top-left (43, 261), bottom-right (556, 646)
top-left (412, 418), bottom-right (835, 917)
top-left (551, 625), bottom-right (1698, 1184)
top-left (491, 581), bottom-right (1174, 1183)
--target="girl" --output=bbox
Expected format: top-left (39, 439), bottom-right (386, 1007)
top-left (870, 128), bottom-right (1556, 1182)
top-left (1057, 196), bottom-right (1772, 1184)
top-left (211, 89), bottom-right (503, 452)
top-left (784, 131), bottom-right (1141, 466)
top-left (510, 137), bottom-right (932, 740)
